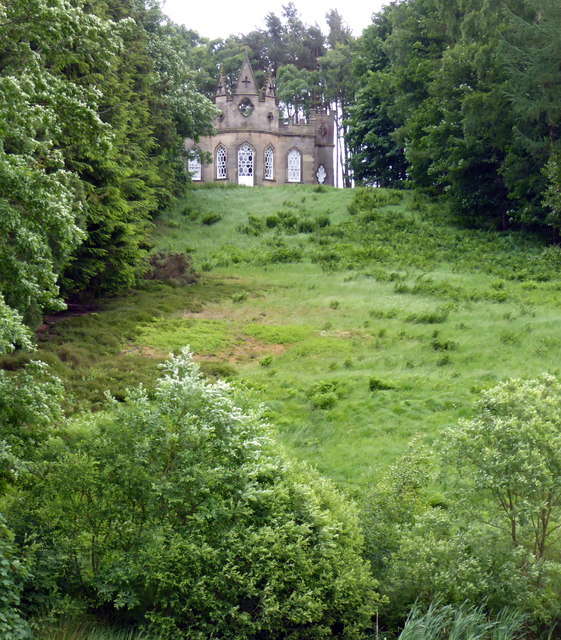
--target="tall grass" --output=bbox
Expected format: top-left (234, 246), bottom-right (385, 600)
top-left (37, 620), bottom-right (161, 640)
top-left (398, 602), bottom-right (524, 640)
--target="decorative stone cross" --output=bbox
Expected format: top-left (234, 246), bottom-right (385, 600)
top-left (242, 76), bottom-right (251, 87)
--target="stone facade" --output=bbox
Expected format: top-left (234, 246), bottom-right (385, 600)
top-left (185, 58), bottom-right (335, 186)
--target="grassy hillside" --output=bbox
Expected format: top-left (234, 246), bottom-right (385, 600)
top-left (21, 184), bottom-right (561, 490)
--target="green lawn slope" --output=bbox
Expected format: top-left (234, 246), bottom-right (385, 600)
top-left (24, 184), bottom-right (561, 490)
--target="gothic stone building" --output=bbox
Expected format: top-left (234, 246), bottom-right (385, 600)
top-left (185, 58), bottom-right (335, 186)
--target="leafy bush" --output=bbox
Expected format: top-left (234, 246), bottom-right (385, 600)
top-left (0, 517), bottom-right (30, 639)
top-left (262, 245), bottom-right (303, 264)
top-left (306, 380), bottom-right (342, 410)
top-left (17, 351), bottom-right (378, 638)
top-left (237, 215), bottom-right (264, 236)
top-left (368, 377), bottom-right (395, 391)
top-left (259, 355), bottom-right (273, 367)
top-left (0, 361), bottom-right (63, 463)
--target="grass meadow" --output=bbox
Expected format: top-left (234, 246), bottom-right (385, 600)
top-left (18, 183), bottom-right (561, 491)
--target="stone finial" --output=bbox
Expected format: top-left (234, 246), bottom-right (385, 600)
top-left (215, 65), bottom-right (227, 98)
top-left (264, 68), bottom-right (276, 100)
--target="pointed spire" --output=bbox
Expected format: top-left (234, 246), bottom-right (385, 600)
top-left (234, 56), bottom-right (259, 96)
top-left (264, 68), bottom-right (276, 100)
top-left (215, 65), bottom-right (227, 98)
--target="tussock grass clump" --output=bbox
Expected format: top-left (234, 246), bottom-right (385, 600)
top-left (398, 602), bottom-right (524, 640)
top-left (307, 380), bottom-right (341, 410)
top-left (406, 305), bottom-right (451, 324)
top-left (201, 212), bottom-right (222, 225)
top-left (37, 620), bottom-right (160, 640)
top-left (369, 376), bottom-right (396, 391)
top-left (237, 214), bottom-right (265, 236)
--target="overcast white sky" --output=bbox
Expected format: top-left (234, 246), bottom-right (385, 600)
top-left (160, 0), bottom-right (388, 40)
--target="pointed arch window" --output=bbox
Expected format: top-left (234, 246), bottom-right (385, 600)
top-left (287, 148), bottom-right (302, 183)
top-left (187, 148), bottom-right (202, 181)
top-left (264, 146), bottom-right (274, 180)
top-left (216, 145), bottom-right (227, 179)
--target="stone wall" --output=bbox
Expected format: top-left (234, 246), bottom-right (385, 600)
top-left (185, 58), bottom-right (335, 187)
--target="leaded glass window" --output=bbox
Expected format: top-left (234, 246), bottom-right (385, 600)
top-left (264, 146), bottom-right (274, 180)
top-left (287, 148), bottom-right (301, 183)
top-left (216, 145), bottom-right (227, 179)
top-left (187, 151), bottom-right (202, 181)
top-left (238, 144), bottom-right (254, 177)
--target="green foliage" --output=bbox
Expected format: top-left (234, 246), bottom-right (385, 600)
top-left (0, 361), bottom-right (63, 463)
top-left (398, 602), bottom-right (524, 640)
top-left (349, 0), bottom-right (561, 234)
top-left (368, 377), bottom-right (395, 391)
top-left (0, 0), bottom-right (216, 341)
top-left (236, 214), bottom-right (264, 235)
top-left (0, 298), bottom-right (32, 356)
top-left (37, 620), bottom-right (158, 640)
top-left (0, 0), bottom-right (106, 331)
top-left (406, 306), bottom-right (450, 324)
top-left (307, 381), bottom-right (340, 410)
top-left (15, 350), bottom-right (378, 638)
top-left (136, 318), bottom-right (231, 354)
top-left (445, 374), bottom-right (561, 561)
top-left (0, 517), bottom-right (30, 639)
top-left (201, 213), bottom-right (222, 225)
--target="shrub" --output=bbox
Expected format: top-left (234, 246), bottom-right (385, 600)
top-left (310, 391), bottom-right (338, 409)
top-left (231, 291), bottom-right (248, 303)
top-left (406, 306), bottom-right (450, 325)
top-left (259, 355), bottom-right (273, 367)
top-left (144, 253), bottom-right (199, 286)
top-left (297, 217), bottom-right (315, 233)
top-left (0, 516), bottom-right (30, 639)
top-left (316, 214), bottom-right (330, 228)
top-left (201, 213), bottom-right (222, 225)
top-left (306, 380), bottom-right (342, 410)
top-left (18, 351), bottom-right (378, 638)
top-left (237, 215), bottom-right (264, 236)
top-left (368, 377), bottom-right (395, 391)
top-left (264, 245), bottom-right (303, 264)
top-left (265, 215), bottom-right (279, 228)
